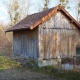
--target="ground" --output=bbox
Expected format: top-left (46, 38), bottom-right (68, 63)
top-left (0, 52), bottom-right (80, 80)
top-left (0, 53), bottom-right (55, 80)
top-left (0, 68), bottom-right (54, 80)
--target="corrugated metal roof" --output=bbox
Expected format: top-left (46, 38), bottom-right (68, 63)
top-left (6, 5), bottom-right (80, 32)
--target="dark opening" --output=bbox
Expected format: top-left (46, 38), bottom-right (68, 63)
top-left (76, 45), bottom-right (80, 55)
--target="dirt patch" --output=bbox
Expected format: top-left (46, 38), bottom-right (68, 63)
top-left (0, 68), bottom-right (54, 80)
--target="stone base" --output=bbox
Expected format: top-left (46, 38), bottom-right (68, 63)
top-left (12, 54), bottom-right (62, 67)
top-left (38, 58), bottom-right (61, 67)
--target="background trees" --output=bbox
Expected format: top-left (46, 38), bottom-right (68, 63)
top-left (7, 0), bottom-right (31, 26)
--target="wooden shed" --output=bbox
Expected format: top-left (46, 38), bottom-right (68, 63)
top-left (6, 5), bottom-right (80, 67)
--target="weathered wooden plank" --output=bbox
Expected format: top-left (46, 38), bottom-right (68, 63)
top-left (26, 35), bottom-right (28, 57)
top-left (67, 30), bottom-right (69, 57)
top-left (58, 29), bottom-right (61, 58)
top-left (55, 13), bottom-right (59, 28)
top-left (44, 28), bottom-right (50, 59)
top-left (66, 30), bottom-right (68, 57)
top-left (44, 28), bottom-right (46, 59)
top-left (17, 35), bottom-right (21, 55)
top-left (14, 35), bottom-right (20, 55)
top-left (46, 17), bottom-right (54, 29)
top-left (65, 29), bottom-right (67, 57)
top-left (55, 29), bottom-right (57, 58)
top-left (30, 36), bottom-right (33, 58)
top-left (28, 37), bottom-right (30, 58)
top-left (44, 28), bottom-right (48, 59)
top-left (32, 37), bottom-right (36, 59)
top-left (61, 29), bottom-right (65, 57)
top-left (52, 29), bottom-right (57, 58)
top-left (48, 29), bottom-right (51, 59)
top-left (35, 35), bottom-right (38, 59)
top-left (72, 32), bottom-right (75, 57)
top-left (60, 29), bottom-right (62, 57)
top-left (69, 30), bottom-right (72, 57)
top-left (22, 35), bottom-right (25, 57)
top-left (39, 27), bottom-right (44, 60)
top-left (51, 29), bottom-right (54, 58)
top-left (52, 15), bottom-right (55, 28)
top-left (38, 26), bottom-right (41, 60)
top-left (42, 23), bottom-right (46, 28)
top-left (57, 29), bottom-right (59, 58)
top-left (49, 29), bottom-right (52, 59)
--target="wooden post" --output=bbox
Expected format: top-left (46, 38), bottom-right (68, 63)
top-left (73, 56), bottom-right (76, 71)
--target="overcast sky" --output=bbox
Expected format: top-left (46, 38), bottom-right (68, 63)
top-left (0, 0), bottom-right (79, 26)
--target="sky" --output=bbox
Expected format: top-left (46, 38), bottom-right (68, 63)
top-left (0, 0), bottom-right (10, 25)
top-left (0, 0), bottom-right (79, 26)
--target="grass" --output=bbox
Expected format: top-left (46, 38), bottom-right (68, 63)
top-left (28, 64), bottom-right (80, 80)
top-left (0, 52), bottom-right (80, 80)
top-left (53, 70), bottom-right (80, 80)
top-left (0, 53), bottom-right (19, 70)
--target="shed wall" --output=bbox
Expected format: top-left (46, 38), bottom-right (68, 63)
top-left (13, 27), bottom-right (38, 59)
top-left (38, 11), bottom-right (80, 60)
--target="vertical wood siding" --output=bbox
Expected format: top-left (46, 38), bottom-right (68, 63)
top-left (13, 27), bottom-right (38, 59)
top-left (39, 11), bottom-right (80, 60)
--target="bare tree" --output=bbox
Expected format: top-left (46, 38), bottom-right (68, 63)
top-left (7, 0), bottom-right (31, 26)
top-left (60, 0), bottom-right (69, 8)
top-left (2, 0), bottom-right (31, 43)
top-left (78, 3), bottom-right (80, 23)
top-left (43, 0), bottom-right (50, 10)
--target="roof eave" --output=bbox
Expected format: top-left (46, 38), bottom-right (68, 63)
top-left (5, 27), bottom-right (30, 32)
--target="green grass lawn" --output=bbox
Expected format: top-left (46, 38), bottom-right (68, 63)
top-left (0, 53), bottom-right (19, 70)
